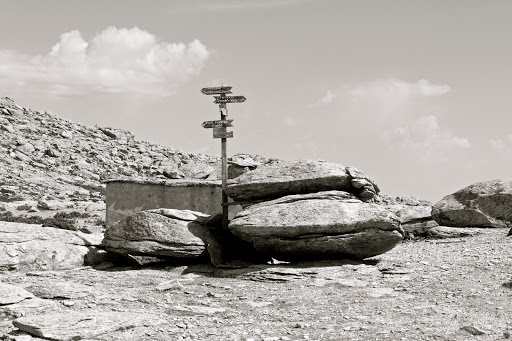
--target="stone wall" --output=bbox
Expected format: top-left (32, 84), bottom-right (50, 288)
top-left (105, 178), bottom-right (241, 227)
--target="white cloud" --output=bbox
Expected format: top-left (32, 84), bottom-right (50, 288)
top-left (318, 90), bottom-right (336, 105)
top-left (309, 89), bottom-right (336, 107)
top-left (489, 133), bottom-right (512, 152)
top-left (0, 27), bottom-right (210, 96)
top-left (349, 78), bottom-right (451, 115)
top-left (489, 139), bottom-right (506, 150)
top-left (386, 115), bottom-right (471, 160)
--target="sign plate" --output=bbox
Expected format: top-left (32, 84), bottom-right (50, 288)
top-left (202, 119), bottom-right (234, 129)
top-left (213, 127), bottom-right (233, 139)
top-left (201, 86), bottom-right (232, 95)
top-left (213, 96), bottom-right (246, 104)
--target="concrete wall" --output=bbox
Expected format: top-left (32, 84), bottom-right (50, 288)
top-left (105, 179), bottom-right (241, 227)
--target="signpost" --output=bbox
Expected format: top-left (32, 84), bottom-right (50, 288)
top-left (213, 96), bottom-right (246, 104)
top-left (201, 85), bottom-right (246, 229)
top-left (201, 119), bottom-right (234, 129)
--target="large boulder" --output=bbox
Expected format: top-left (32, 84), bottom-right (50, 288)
top-left (225, 159), bottom-right (379, 202)
top-left (0, 222), bottom-right (103, 271)
top-left (228, 191), bottom-right (403, 260)
top-left (432, 179), bottom-right (512, 228)
top-left (102, 209), bottom-right (210, 258)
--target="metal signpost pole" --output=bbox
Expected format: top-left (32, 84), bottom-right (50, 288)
top-left (219, 95), bottom-right (229, 230)
top-left (201, 85), bottom-right (245, 231)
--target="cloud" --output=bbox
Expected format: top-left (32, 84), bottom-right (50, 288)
top-left (318, 90), bottom-right (336, 105)
top-left (0, 27), bottom-right (210, 96)
top-left (489, 133), bottom-right (512, 152)
top-left (348, 78), bottom-right (451, 116)
top-left (386, 115), bottom-right (471, 160)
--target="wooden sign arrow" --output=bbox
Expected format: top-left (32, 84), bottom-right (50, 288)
top-left (201, 86), bottom-right (232, 95)
top-left (213, 127), bottom-right (233, 139)
top-left (202, 119), bottom-right (234, 129)
top-left (213, 96), bottom-right (246, 104)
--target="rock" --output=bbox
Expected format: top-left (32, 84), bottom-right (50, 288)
top-left (385, 205), bottom-right (438, 238)
top-left (229, 191), bottom-right (403, 260)
top-left (226, 160), bottom-right (380, 202)
top-left (12, 311), bottom-right (164, 340)
top-left (44, 147), bottom-right (59, 157)
top-left (0, 283), bottom-right (33, 305)
top-left (432, 178), bottom-right (512, 228)
top-left (460, 326), bottom-right (486, 336)
top-left (428, 226), bottom-right (479, 239)
top-left (0, 297), bottom-right (58, 320)
top-left (163, 168), bottom-right (185, 179)
top-left (25, 281), bottom-right (93, 299)
top-left (102, 209), bottom-right (210, 258)
top-left (60, 130), bottom-right (72, 139)
top-left (178, 162), bottom-right (215, 179)
top-left (0, 222), bottom-right (101, 271)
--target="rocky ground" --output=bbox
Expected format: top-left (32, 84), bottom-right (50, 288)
top-left (1, 97), bottom-right (511, 340)
top-left (0, 226), bottom-right (510, 341)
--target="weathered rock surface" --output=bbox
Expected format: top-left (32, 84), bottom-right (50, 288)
top-left (226, 159), bottom-right (379, 202)
top-left (13, 311), bottom-right (164, 340)
top-left (229, 191), bottom-right (402, 260)
top-left (0, 222), bottom-right (103, 271)
top-left (385, 205), bottom-right (439, 238)
top-left (428, 226), bottom-right (479, 239)
top-left (432, 178), bottom-right (512, 228)
top-left (102, 209), bottom-right (210, 258)
top-left (0, 282), bottom-right (33, 305)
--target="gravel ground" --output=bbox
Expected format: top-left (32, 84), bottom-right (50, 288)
top-left (1, 228), bottom-right (511, 341)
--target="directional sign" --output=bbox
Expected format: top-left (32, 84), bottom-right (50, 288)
top-left (213, 127), bottom-right (233, 139)
top-left (201, 86), bottom-right (232, 95)
top-left (213, 96), bottom-right (246, 104)
top-left (202, 119), bottom-right (234, 129)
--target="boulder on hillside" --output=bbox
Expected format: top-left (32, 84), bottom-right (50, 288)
top-left (432, 178), bottom-right (512, 228)
top-left (225, 160), bottom-right (379, 202)
top-left (0, 222), bottom-right (103, 271)
top-left (102, 209), bottom-right (210, 259)
top-left (228, 191), bottom-right (403, 261)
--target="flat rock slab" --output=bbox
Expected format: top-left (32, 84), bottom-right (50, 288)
top-left (13, 311), bottom-right (164, 340)
top-left (0, 297), bottom-right (58, 320)
top-left (0, 222), bottom-right (101, 271)
top-left (25, 280), bottom-right (93, 299)
top-left (0, 282), bottom-right (33, 305)
top-left (226, 160), bottom-right (380, 202)
top-left (229, 191), bottom-right (402, 260)
top-left (102, 209), bottom-right (209, 258)
top-left (432, 178), bottom-right (512, 228)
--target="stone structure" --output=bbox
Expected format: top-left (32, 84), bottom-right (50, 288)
top-left (104, 178), bottom-right (241, 227)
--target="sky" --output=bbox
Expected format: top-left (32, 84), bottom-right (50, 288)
top-left (0, 0), bottom-right (511, 202)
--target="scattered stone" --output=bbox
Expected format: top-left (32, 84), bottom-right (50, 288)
top-left (460, 326), bottom-right (486, 335)
top-left (432, 178), bottom-right (512, 228)
top-left (169, 305), bottom-right (226, 316)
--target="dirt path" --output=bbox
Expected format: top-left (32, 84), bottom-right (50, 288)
top-left (1, 228), bottom-right (511, 340)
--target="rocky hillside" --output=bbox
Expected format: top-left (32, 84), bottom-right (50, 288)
top-left (0, 97), bottom-right (223, 204)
